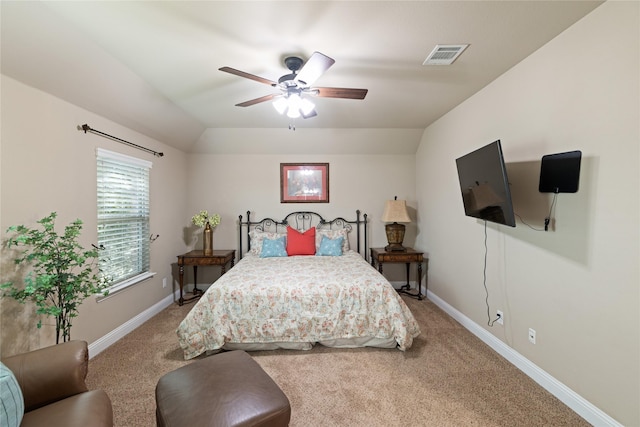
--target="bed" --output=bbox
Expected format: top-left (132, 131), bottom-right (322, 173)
top-left (177, 211), bottom-right (421, 360)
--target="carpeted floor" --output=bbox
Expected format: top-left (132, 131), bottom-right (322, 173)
top-left (86, 296), bottom-right (588, 426)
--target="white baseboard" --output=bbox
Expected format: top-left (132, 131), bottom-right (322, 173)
top-left (87, 292), bottom-right (177, 358)
top-left (426, 290), bottom-right (621, 427)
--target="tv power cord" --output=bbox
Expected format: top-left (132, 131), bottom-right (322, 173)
top-left (482, 220), bottom-right (502, 327)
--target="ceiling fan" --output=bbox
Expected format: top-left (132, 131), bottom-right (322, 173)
top-left (219, 51), bottom-right (368, 119)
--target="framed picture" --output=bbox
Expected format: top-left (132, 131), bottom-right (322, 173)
top-left (280, 163), bottom-right (329, 203)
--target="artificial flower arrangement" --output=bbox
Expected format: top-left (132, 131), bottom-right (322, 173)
top-left (191, 210), bottom-right (221, 228)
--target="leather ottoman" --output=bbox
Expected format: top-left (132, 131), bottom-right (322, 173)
top-left (155, 350), bottom-right (290, 427)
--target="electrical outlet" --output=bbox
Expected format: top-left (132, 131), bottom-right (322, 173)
top-left (528, 328), bottom-right (536, 344)
top-left (496, 310), bottom-right (504, 325)
top-left (162, 277), bottom-right (167, 288)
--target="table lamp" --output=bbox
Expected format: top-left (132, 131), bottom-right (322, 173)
top-left (382, 197), bottom-right (411, 252)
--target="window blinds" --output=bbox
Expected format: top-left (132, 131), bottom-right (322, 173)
top-left (97, 148), bottom-right (152, 288)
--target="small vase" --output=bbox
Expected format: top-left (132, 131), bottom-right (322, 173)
top-left (203, 222), bottom-right (213, 255)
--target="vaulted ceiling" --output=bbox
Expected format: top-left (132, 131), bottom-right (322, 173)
top-left (1, 1), bottom-right (603, 153)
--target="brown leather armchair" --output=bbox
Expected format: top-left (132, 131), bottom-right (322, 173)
top-left (1, 340), bottom-right (113, 426)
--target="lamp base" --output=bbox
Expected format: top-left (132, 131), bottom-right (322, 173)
top-left (385, 243), bottom-right (407, 252)
top-left (385, 222), bottom-right (407, 252)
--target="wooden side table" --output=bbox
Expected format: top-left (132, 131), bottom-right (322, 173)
top-left (370, 247), bottom-right (425, 300)
top-left (177, 249), bottom-right (235, 305)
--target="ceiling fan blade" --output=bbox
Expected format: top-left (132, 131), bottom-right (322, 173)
top-left (294, 52), bottom-right (335, 86)
top-left (235, 94), bottom-right (279, 107)
top-left (313, 87), bottom-right (368, 100)
top-left (219, 67), bottom-right (276, 86)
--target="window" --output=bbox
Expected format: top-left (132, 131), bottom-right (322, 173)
top-left (97, 148), bottom-right (153, 294)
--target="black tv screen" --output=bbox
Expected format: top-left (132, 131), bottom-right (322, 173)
top-left (538, 150), bottom-right (582, 193)
top-left (456, 140), bottom-right (516, 227)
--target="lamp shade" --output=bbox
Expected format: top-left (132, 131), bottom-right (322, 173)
top-left (381, 199), bottom-right (411, 223)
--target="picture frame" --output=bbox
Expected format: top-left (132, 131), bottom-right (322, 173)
top-left (280, 163), bottom-right (329, 203)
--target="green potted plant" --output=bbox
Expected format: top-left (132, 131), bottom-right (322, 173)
top-left (1, 212), bottom-right (110, 343)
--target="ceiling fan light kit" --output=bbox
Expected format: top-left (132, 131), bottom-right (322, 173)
top-left (273, 93), bottom-right (316, 119)
top-left (219, 51), bottom-right (368, 124)
top-left (272, 97), bottom-right (288, 115)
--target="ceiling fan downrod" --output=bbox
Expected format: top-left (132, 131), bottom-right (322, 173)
top-left (278, 57), bottom-right (304, 84)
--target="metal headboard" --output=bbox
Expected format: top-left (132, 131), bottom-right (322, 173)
top-left (238, 210), bottom-right (368, 260)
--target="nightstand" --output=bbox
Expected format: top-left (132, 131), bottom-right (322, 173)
top-left (370, 247), bottom-right (425, 300)
top-left (177, 249), bottom-right (235, 305)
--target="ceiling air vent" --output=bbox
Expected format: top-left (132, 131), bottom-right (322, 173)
top-left (423, 44), bottom-right (469, 65)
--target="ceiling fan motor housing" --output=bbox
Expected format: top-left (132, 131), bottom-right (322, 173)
top-left (284, 56), bottom-right (304, 72)
top-left (279, 56), bottom-right (304, 84)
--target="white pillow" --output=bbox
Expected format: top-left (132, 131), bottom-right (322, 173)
top-left (249, 230), bottom-right (286, 256)
top-left (315, 228), bottom-right (350, 253)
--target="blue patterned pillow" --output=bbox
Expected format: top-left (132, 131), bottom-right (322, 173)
top-left (0, 362), bottom-right (24, 427)
top-left (316, 236), bottom-right (344, 256)
top-left (260, 236), bottom-right (288, 258)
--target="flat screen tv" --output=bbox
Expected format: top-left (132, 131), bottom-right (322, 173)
top-left (456, 140), bottom-right (516, 227)
top-left (538, 150), bottom-right (582, 193)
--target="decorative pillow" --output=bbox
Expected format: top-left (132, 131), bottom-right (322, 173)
top-left (0, 362), bottom-right (24, 427)
top-left (286, 226), bottom-right (316, 256)
top-left (316, 228), bottom-right (350, 253)
top-left (316, 236), bottom-right (344, 257)
top-left (260, 237), bottom-right (288, 258)
top-left (249, 230), bottom-right (286, 256)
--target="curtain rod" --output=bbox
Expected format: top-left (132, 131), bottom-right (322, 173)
top-left (80, 124), bottom-right (164, 158)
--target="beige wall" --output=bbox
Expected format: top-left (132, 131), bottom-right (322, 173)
top-left (181, 152), bottom-right (417, 288)
top-left (0, 75), bottom-right (189, 356)
top-left (415, 2), bottom-right (639, 425)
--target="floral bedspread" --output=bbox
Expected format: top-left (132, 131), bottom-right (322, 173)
top-left (177, 251), bottom-right (421, 360)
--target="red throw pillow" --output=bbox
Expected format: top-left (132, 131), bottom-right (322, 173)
top-left (286, 226), bottom-right (316, 256)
